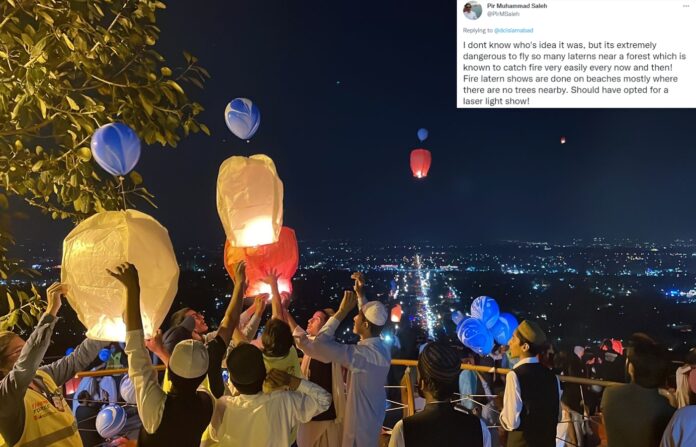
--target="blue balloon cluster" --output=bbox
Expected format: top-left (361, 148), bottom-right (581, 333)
top-left (91, 123), bottom-right (141, 176)
top-left (454, 296), bottom-right (518, 355)
top-left (224, 98), bottom-right (261, 140)
top-left (96, 404), bottom-right (127, 439)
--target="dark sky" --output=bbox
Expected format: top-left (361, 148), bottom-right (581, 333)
top-left (14, 0), bottom-right (696, 250)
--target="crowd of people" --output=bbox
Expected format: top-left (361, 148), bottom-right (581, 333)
top-left (2, 263), bottom-right (696, 447)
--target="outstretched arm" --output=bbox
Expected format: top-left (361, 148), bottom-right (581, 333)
top-left (218, 262), bottom-right (246, 346)
top-left (351, 272), bottom-right (368, 309)
top-left (110, 263), bottom-right (167, 434)
top-left (262, 271), bottom-right (284, 321)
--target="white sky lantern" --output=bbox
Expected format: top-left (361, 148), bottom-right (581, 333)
top-left (217, 154), bottom-right (284, 247)
top-left (61, 210), bottom-right (179, 341)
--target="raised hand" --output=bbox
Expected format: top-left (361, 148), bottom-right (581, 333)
top-left (233, 261), bottom-right (246, 285)
top-left (107, 263), bottom-right (140, 293)
top-left (45, 282), bottom-right (66, 317)
top-left (351, 272), bottom-right (365, 297)
top-left (253, 293), bottom-right (268, 316)
top-left (266, 368), bottom-right (300, 391)
top-left (338, 290), bottom-right (358, 316)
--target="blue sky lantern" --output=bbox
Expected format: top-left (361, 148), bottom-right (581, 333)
top-left (470, 296), bottom-right (500, 329)
top-left (91, 123), bottom-right (141, 176)
top-left (417, 128), bottom-right (428, 142)
top-left (98, 348), bottom-right (110, 362)
top-left (491, 312), bottom-right (519, 345)
top-left (225, 98), bottom-right (261, 140)
top-left (457, 318), bottom-right (494, 355)
top-left (96, 405), bottom-right (127, 440)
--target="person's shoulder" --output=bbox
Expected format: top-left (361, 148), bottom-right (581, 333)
top-left (672, 405), bottom-right (696, 422)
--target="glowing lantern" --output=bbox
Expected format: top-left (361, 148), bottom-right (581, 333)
top-left (410, 149), bottom-right (432, 179)
top-left (224, 227), bottom-right (298, 296)
top-left (217, 154), bottom-right (284, 248)
top-left (390, 304), bottom-right (403, 323)
top-left (560, 136), bottom-right (566, 144)
top-left (62, 210), bottom-right (179, 341)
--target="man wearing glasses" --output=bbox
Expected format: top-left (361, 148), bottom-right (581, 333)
top-left (464, 3), bottom-right (479, 20)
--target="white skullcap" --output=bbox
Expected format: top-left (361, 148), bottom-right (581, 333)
top-left (169, 339), bottom-right (209, 379)
top-left (362, 301), bottom-right (388, 326)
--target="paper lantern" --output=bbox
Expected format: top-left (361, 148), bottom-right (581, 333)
top-left (560, 136), bottom-right (566, 144)
top-left (390, 304), bottom-right (403, 323)
top-left (224, 98), bottom-right (261, 140)
top-left (62, 210), bottom-right (179, 341)
top-left (91, 123), bottom-right (141, 176)
top-left (96, 405), bottom-right (127, 439)
top-left (119, 375), bottom-right (136, 405)
top-left (410, 149), bottom-right (432, 179)
top-left (470, 296), bottom-right (500, 329)
top-left (490, 312), bottom-right (519, 345)
top-left (457, 318), bottom-right (494, 356)
top-left (217, 154), bottom-right (284, 248)
top-left (224, 227), bottom-right (298, 296)
top-left (417, 128), bottom-right (428, 142)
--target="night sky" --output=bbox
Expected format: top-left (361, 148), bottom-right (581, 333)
top-left (14, 0), bottom-right (696, 250)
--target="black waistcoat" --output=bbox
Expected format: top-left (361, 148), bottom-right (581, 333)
top-left (403, 402), bottom-right (483, 447)
top-left (507, 363), bottom-right (559, 447)
top-left (138, 390), bottom-right (213, 447)
top-left (308, 358), bottom-right (337, 421)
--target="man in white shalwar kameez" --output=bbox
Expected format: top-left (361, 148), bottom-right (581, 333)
top-left (291, 273), bottom-right (390, 447)
top-left (289, 307), bottom-right (346, 447)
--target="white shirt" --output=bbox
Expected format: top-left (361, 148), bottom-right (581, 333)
top-left (464, 10), bottom-right (478, 20)
top-left (388, 412), bottom-right (491, 447)
top-left (293, 315), bottom-right (391, 447)
top-left (210, 379), bottom-right (331, 447)
top-left (660, 406), bottom-right (696, 447)
top-left (124, 329), bottom-right (214, 434)
top-left (500, 357), bottom-right (562, 431)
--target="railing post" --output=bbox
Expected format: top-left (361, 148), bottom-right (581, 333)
top-left (400, 367), bottom-right (415, 418)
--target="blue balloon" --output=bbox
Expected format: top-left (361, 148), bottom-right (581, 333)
top-left (98, 348), bottom-right (110, 363)
top-left (490, 312), bottom-right (519, 345)
top-left (119, 375), bottom-right (136, 405)
top-left (417, 128), bottom-right (428, 142)
top-left (65, 347), bottom-right (75, 356)
top-left (91, 123), bottom-right (141, 176)
top-left (451, 310), bottom-right (465, 326)
top-left (224, 98), bottom-right (261, 140)
top-left (470, 296), bottom-right (500, 329)
top-left (96, 405), bottom-right (127, 439)
top-left (457, 318), bottom-right (494, 356)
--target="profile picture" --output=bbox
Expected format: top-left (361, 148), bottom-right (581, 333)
top-left (463, 2), bottom-right (482, 20)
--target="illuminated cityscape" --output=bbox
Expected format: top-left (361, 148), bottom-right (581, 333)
top-left (6, 238), bottom-right (696, 357)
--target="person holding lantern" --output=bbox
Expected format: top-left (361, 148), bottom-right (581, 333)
top-left (0, 283), bottom-right (108, 447)
top-left (289, 272), bottom-right (391, 447)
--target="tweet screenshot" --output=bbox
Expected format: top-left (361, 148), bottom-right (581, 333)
top-left (457, 0), bottom-right (696, 108)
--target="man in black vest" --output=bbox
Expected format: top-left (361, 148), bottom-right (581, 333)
top-left (500, 320), bottom-right (561, 447)
top-left (389, 342), bottom-right (491, 447)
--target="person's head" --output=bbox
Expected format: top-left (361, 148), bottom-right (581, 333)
top-left (227, 343), bottom-right (266, 395)
top-left (460, 346), bottom-right (476, 365)
top-left (167, 339), bottom-right (209, 393)
top-left (600, 339), bottom-right (615, 352)
top-left (464, 3), bottom-right (472, 11)
top-left (417, 342), bottom-right (461, 401)
top-left (171, 307), bottom-right (208, 334)
top-left (262, 318), bottom-right (293, 357)
top-left (0, 331), bottom-right (24, 379)
top-left (626, 333), bottom-right (668, 388)
top-left (509, 320), bottom-right (547, 359)
top-left (307, 309), bottom-right (333, 336)
top-left (352, 301), bottom-right (388, 340)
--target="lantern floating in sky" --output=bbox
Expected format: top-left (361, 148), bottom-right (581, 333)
top-left (390, 304), bottom-right (403, 323)
top-left (560, 136), bottom-right (566, 144)
top-left (91, 123), bottom-right (141, 176)
top-left (417, 128), bottom-right (429, 142)
top-left (224, 98), bottom-right (261, 140)
top-left (410, 149), bottom-right (432, 179)
top-left (224, 227), bottom-right (299, 297)
top-left (62, 210), bottom-right (179, 341)
top-left (217, 154), bottom-right (284, 248)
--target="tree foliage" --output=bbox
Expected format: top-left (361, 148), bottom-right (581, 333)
top-left (0, 0), bottom-right (209, 330)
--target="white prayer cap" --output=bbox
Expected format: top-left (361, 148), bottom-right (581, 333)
top-left (362, 301), bottom-right (388, 326)
top-left (169, 339), bottom-right (209, 379)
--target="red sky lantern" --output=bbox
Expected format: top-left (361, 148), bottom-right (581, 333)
top-left (410, 149), bottom-right (432, 179)
top-left (390, 303), bottom-right (403, 323)
top-left (560, 136), bottom-right (566, 144)
top-left (224, 227), bottom-right (298, 296)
